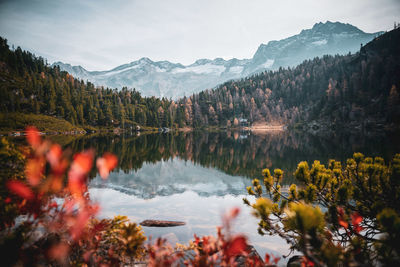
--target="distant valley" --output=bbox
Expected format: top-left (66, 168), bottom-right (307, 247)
top-left (54, 21), bottom-right (382, 98)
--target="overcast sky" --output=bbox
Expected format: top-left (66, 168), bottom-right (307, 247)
top-left (0, 0), bottom-right (399, 70)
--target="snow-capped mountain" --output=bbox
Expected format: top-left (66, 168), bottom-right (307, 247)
top-left (246, 21), bottom-right (383, 74)
top-left (89, 159), bottom-right (253, 199)
top-left (54, 21), bottom-right (382, 98)
top-left (54, 57), bottom-right (250, 98)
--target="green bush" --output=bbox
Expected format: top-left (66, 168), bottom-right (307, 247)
top-left (0, 113), bottom-right (84, 133)
top-left (245, 153), bottom-right (400, 266)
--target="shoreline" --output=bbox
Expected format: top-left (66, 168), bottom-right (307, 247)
top-left (243, 125), bottom-right (286, 132)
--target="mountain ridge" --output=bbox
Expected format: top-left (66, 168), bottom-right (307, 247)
top-left (53, 21), bottom-right (383, 98)
top-left (1, 27), bottom-right (398, 133)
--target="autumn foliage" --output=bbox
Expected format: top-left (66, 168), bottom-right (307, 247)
top-left (245, 153), bottom-right (400, 266)
top-left (0, 127), bottom-right (150, 266)
top-left (0, 127), bottom-right (275, 266)
top-left (4, 127), bottom-right (399, 266)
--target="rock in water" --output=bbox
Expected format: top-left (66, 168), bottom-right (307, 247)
top-left (140, 220), bottom-right (186, 227)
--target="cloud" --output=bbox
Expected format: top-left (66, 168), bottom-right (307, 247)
top-left (0, 0), bottom-right (399, 70)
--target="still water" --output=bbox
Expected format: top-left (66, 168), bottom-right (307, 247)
top-left (56, 130), bottom-right (400, 260)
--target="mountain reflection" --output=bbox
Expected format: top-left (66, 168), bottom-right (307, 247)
top-left (64, 130), bottom-right (398, 175)
top-left (90, 159), bottom-right (254, 199)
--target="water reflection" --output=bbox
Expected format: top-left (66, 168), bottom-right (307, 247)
top-left (60, 130), bottom-right (400, 185)
top-left (91, 159), bottom-right (253, 198)
top-left (58, 130), bottom-right (398, 260)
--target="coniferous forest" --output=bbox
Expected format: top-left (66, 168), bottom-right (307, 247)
top-left (1, 28), bottom-right (399, 132)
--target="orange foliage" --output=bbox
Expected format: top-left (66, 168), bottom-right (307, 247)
top-left (337, 206), bottom-right (349, 229)
top-left (6, 180), bottom-right (34, 200)
top-left (26, 126), bottom-right (41, 148)
top-left (96, 152), bottom-right (118, 179)
top-left (4, 126), bottom-right (118, 265)
top-left (351, 212), bottom-right (363, 234)
top-left (4, 126), bottom-right (273, 266)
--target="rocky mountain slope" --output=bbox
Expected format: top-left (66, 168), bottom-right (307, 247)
top-left (54, 21), bottom-right (382, 98)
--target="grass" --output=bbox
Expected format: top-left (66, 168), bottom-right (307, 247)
top-left (0, 112), bottom-right (165, 135)
top-left (0, 112), bottom-right (85, 134)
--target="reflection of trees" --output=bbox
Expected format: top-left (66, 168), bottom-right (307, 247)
top-left (63, 131), bottom-right (400, 184)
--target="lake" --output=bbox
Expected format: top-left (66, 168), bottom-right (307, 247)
top-left (55, 130), bottom-right (400, 261)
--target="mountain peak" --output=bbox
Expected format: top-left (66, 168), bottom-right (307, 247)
top-left (55, 21), bottom-right (382, 98)
top-left (138, 57), bottom-right (153, 64)
top-left (52, 61), bottom-right (85, 70)
top-left (193, 59), bottom-right (212, 65)
top-left (310, 21), bottom-right (364, 34)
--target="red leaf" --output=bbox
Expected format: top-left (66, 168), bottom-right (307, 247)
top-left (26, 126), bottom-right (41, 148)
top-left (52, 159), bottom-right (68, 177)
top-left (194, 234), bottom-right (200, 245)
top-left (26, 158), bottom-right (44, 186)
top-left (229, 207), bottom-right (240, 219)
top-left (68, 172), bottom-right (86, 197)
top-left (96, 152), bottom-right (118, 179)
top-left (70, 209), bottom-right (91, 240)
top-left (7, 180), bottom-right (34, 200)
top-left (68, 151), bottom-right (94, 197)
top-left (72, 150), bottom-right (94, 175)
top-left (354, 224), bottom-right (363, 234)
top-left (337, 206), bottom-right (348, 229)
top-left (351, 212), bottom-right (363, 225)
top-left (351, 212), bottom-right (363, 233)
top-left (47, 144), bottom-right (62, 168)
top-left (265, 253), bottom-right (270, 264)
top-left (49, 201), bottom-right (58, 208)
top-left (339, 219), bottom-right (348, 229)
top-left (302, 257), bottom-right (315, 267)
top-left (50, 176), bottom-right (63, 192)
top-left (226, 235), bottom-right (247, 257)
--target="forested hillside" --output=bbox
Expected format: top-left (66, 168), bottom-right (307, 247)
top-left (0, 37), bottom-right (181, 129)
top-left (184, 28), bottom-right (400, 130)
top-left (1, 28), bottom-right (399, 131)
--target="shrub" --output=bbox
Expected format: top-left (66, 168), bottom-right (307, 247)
top-left (0, 126), bottom-right (147, 266)
top-left (0, 127), bottom-right (273, 266)
top-left (244, 153), bottom-right (400, 266)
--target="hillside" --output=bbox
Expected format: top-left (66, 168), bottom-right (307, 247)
top-left (0, 29), bottom-right (398, 133)
top-left (0, 37), bottom-right (182, 130)
top-left (54, 21), bottom-right (381, 98)
top-left (0, 113), bottom-right (84, 134)
top-left (181, 28), bottom-right (400, 131)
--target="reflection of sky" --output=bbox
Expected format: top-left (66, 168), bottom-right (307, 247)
top-left (89, 189), bottom-right (289, 263)
top-left (90, 158), bottom-right (253, 198)
top-left (88, 158), bottom-right (290, 263)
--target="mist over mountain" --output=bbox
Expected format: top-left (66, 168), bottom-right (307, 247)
top-left (54, 21), bottom-right (382, 98)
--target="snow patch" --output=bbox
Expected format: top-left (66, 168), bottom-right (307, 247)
top-left (262, 59), bottom-right (274, 68)
top-left (101, 64), bottom-right (141, 76)
top-left (172, 63), bottom-right (226, 75)
top-left (312, 39), bottom-right (328, 45)
top-left (333, 33), bottom-right (359, 39)
top-left (228, 66), bottom-right (244, 74)
top-left (155, 66), bottom-right (166, 73)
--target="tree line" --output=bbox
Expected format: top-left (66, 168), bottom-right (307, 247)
top-left (183, 28), bottom-right (400, 129)
top-left (0, 37), bottom-right (182, 129)
top-left (1, 28), bottom-right (399, 131)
